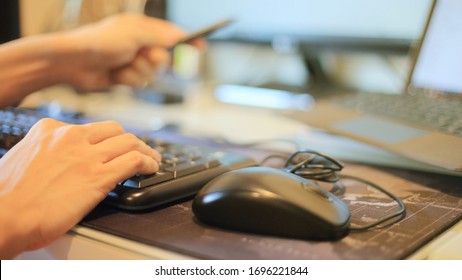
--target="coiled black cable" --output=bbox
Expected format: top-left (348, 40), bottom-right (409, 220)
top-left (264, 149), bottom-right (406, 231)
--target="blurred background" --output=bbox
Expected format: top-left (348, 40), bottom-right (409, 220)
top-left (6, 0), bottom-right (433, 103)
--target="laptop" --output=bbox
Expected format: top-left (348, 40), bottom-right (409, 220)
top-left (285, 0), bottom-right (462, 174)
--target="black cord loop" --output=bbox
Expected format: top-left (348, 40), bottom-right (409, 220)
top-left (279, 149), bottom-right (406, 231)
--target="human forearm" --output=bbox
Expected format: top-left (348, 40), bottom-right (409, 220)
top-left (0, 193), bottom-right (36, 259)
top-left (0, 14), bottom-right (187, 108)
top-left (0, 34), bottom-right (75, 108)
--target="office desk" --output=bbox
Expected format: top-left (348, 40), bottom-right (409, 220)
top-left (16, 84), bottom-right (462, 259)
top-left (17, 214), bottom-right (462, 260)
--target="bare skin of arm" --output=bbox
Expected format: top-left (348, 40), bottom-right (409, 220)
top-left (0, 13), bottom-right (186, 107)
top-left (0, 13), bottom-right (191, 259)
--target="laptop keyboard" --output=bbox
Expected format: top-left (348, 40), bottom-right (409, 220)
top-left (0, 107), bottom-right (256, 210)
top-left (336, 93), bottom-right (462, 137)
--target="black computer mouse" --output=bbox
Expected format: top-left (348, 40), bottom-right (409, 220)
top-left (192, 166), bottom-right (350, 240)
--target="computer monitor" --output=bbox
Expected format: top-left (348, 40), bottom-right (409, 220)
top-left (155, 0), bottom-right (433, 89)
top-left (162, 0), bottom-right (431, 51)
top-left (0, 0), bottom-right (21, 43)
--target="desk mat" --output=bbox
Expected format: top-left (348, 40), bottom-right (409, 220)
top-left (82, 137), bottom-right (462, 259)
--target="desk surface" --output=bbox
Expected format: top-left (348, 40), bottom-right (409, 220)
top-left (80, 161), bottom-right (462, 260)
top-left (16, 84), bottom-right (462, 259)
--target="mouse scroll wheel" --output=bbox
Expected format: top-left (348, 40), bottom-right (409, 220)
top-left (302, 182), bottom-right (332, 202)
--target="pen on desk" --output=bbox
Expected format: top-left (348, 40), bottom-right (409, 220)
top-left (169, 18), bottom-right (233, 50)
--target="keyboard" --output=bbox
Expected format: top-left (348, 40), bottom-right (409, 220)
top-left (336, 92), bottom-right (462, 137)
top-left (0, 107), bottom-right (256, 210)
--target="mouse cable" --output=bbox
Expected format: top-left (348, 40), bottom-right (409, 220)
top-left (337, 174), bottom-right (406, 231)
top-left (274, 149), bottom-right (407, 231)
top-left (218, 141), bottom-right (406, 231)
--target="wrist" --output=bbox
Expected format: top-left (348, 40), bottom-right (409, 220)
top-left (40, 32), bottom-right (86, 86)
top-left (52, 27), bottom-right (110, 89)
top-left (0, 33), bottom-right (78, 107)
top-left (0, 193), bottom-right (36, 259)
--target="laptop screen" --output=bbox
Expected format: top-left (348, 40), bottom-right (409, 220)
top-left (409, 0), bottom-right (462, 95)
